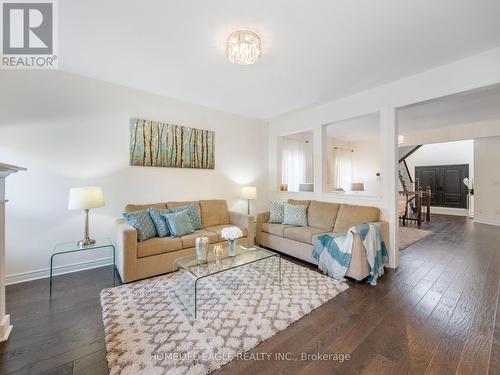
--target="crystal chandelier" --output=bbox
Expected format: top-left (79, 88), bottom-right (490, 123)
top-left (226, 30), bottom-right (262, 65)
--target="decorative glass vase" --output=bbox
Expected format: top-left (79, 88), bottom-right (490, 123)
top-left (228, 239), bottom-right (237, 257)
top-left (195, 236), bottom-right (209, 263)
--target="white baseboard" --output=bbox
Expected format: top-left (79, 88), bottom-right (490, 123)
top-left (5, 256), bottom-right (113, 285)
top-left (426, 207), bottom-right (467, 216)
top-left (473, 218), bottom-right (500, 227)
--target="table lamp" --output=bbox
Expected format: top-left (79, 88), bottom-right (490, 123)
top-left (240, 186), bottom-right (257, 215)
top-left (351, 183), bottom-right (365, 192)
top-left (68, 187), bottom-right (105, 247)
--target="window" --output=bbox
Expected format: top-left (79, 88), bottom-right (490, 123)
top-left (280, 131), bottom-right (314, 192)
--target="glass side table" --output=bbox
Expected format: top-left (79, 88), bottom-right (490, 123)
top-left (50, 238), bottom-right (116, 296)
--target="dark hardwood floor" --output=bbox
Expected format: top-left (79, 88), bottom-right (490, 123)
top-left (1, 214), bottom-right (499, 374)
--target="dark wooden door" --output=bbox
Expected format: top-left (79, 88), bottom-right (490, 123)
top-left (417, 167), bottom-right (439, 205)
top-left (415, 164), bottom-right (469, 208)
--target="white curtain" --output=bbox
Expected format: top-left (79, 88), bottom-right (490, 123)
top-left (281, 138), bottom-right (313, 192)
top-left (333, 148), bottom-right (352, 191)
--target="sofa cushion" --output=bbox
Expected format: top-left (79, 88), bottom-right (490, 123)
top-left (333, 204), bottom-right (380, 232)
top-left (283, 203), bottom-right (308, 226)
top-left (287, 199), bottom-right (312, 207)
top-left (180, 230), bottom-right (219, 248)
top-left (204, 224), bottom-right (248, 238)
top-left (261, 223), bottom-right (296, 237)
top-left (122, 209), bottom-right (157, 241)
top-left (268, 201), bottom-right (284, 223)
top-left (167, 200), bottom-right (200, 214)
top-left (199, 200), bottom-right (230, 227)
top-left (168, 203), bottom-right (203, 230)
top-left (125, 203), bottom-right (166, 213)
top-left (137, 237), bottom-right (183, 258)
top-left (308, 201), bottom-right (340, 229)
top-left (283, 227), bottom-right (331, 245)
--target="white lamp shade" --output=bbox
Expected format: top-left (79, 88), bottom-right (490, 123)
top-left (351, 183), bottom-right (365, 192)
top-left (241, 186), bottom-right (257, 200)
top-left (68, 187), bottom-right (105, 210)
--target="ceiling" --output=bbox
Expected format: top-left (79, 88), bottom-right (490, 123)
top-left (398, 83), bottom-right (500, 132)
top-left (60, 0), bottom-right (500, 119)
top-left (326, 113), bottom-right (380, 142)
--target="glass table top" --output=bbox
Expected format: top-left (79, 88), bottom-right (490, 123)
top-left (175, 245), bottom-right (279, 279)
top-left (53, 238), bottom-right (115, 254)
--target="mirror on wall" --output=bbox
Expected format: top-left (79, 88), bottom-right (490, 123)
top-left (279, 130), bottom-right (314, 192)
top-left (322, 113), bottom-right (381, 196)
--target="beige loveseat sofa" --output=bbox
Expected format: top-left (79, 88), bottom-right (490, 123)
top-left (115, 200), bottom-right (253, 283)
top-left (256, 200), bottom-right (389, 281)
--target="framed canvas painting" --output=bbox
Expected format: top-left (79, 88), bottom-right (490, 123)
top-left (129, 118), bottom-right (215, 169)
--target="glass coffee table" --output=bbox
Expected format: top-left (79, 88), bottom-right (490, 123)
top-left (174, 245), bottom-right (281, 319)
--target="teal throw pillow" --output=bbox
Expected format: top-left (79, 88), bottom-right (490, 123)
top-left (168, 203), bottom-right (202, 230)
top-left (123, 209), bottom-right (157, 241)
top-left (282, 203), bottom-right (308, 227)
top-left (148, 208), bottom-right (171, 237)
top-left (161, 210), bottom-right (195, 237)
top-left (268, 201), bottom-right (284, 223)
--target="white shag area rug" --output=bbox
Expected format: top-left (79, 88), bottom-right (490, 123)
top-left (100, 258), bottom-right (348, 375)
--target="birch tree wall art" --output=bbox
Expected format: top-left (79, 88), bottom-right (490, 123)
top-left (129, 118), bottom-right (215, 169)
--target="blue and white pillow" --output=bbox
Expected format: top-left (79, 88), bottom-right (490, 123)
top-left (123, 209), bottom-right (157, 241)
top-left (160, 211), bottom-right (195, 237)
top-left (282, 203), bottom-right (308, 227)
top-left (269, 201), bottom-right (284, 223)
top-left (169, 203), bottom-right (202, 230)
top-left (148, 208), bottom-right (171, 237)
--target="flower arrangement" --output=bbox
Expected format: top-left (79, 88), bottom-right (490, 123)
top-left (463, 177), bottom-right (474, 195)
top-left (220, 226), bottom-right (243, 241)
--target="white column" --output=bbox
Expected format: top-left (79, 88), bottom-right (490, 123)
top-left (379, 107), bottom-right (399, 269)
top-left (0, 163), bottom-right (25, 342)
top-left (0, 174), bottom-right (12, 341)
top-left (314, 126), bottom-right (324, 195)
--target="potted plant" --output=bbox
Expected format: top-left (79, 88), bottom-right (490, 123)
top-left (220, 227), bottom-right (243, 257)
top-left (463, 177), bottom-right (474, 195)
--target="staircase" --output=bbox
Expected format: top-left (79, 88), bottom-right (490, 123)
top-left (399, 145), bottom-right (422, 214)
top-left (398, 145), bottom-right (422, 193)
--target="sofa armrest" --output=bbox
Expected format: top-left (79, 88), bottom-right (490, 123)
top-left (345, 221), bottom-right (389, 281)
top-left (115, 218), bottom-right (138, 283)
top-left (371, 221), bottom-right (390, 254)
top-left (229, 211), bottom-right (254, 246)
top-left (256, 211), bottom-right (270, 246)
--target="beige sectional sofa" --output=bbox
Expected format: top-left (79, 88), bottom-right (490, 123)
top-left (115, 199), bottom-right (253, 283)
top-left (256, 200), bottom-right (389, 281)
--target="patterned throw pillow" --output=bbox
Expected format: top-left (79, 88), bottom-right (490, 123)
top-left (268, 201), bottom-right (284, 223)
top-left (160, 211), bottom-right (195, 237)
top-left (148, 208), bottom-right (171, 237)
top-left (123, 209), bottom-right (158, 242)
top-left (168, 204), bottom-right (202, 230)
top-left (283, 203), bottom-right (308, 227)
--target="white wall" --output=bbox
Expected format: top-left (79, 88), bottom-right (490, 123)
top-left (0, 70), bottom-right (268, 283)
top-left (474, 136), bottom-right (500, 226)
top-left (351, 139), bottom-right (381, 196)
top-left (268, 46), bottom-right (500, 269)
top-left (324, 137), bottom-right (381, 196)
top-left (405, 140), bottom-right (474, 181)
top-left (400, 119), bottom-right (500, 146)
